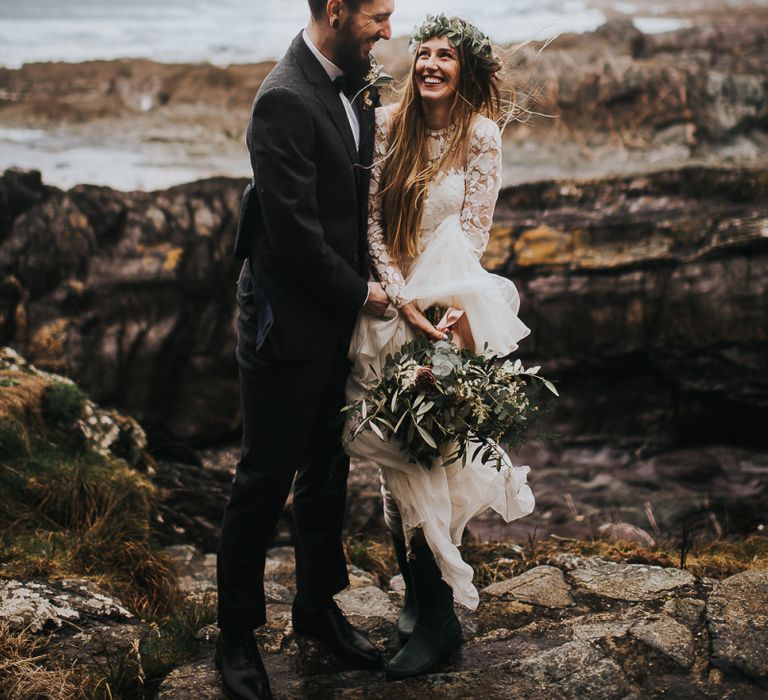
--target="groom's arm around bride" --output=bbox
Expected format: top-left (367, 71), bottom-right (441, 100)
top-left (216, 2), bottom-right (394, 699)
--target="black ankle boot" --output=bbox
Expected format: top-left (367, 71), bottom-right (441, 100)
top-left (385, 544), bottom-right (462, 680)
top-left (215, 629), bottom-right (272, 700)
top-left (391, 533), bottom-right (418, 643)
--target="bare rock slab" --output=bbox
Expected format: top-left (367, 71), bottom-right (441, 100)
top-left (156, 658), bottom-right (224, 699)
top-left (631, 616), bottom-right (695, 669)
top-left (707, 569), bottom-right (768, 681)
top-left (334, 585), bottom-right (399, 624)
top-left (0, 578), bottom-right (131, 632)
top-left (567, 558), bottom-right (695, 601)
top-left (166, 544), bottom-right (218, 598)
top-left (662, 597), bottom-right (706, 627)
top-left (571, 619), bottom-right (634, 642)
top-left (482, 565), bottom-right (575, 608)
top-left (513, 640), bottom-right (631, 700)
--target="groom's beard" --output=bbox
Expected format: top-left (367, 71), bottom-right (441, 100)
top-left (335, 22), bottom-right (370, 86)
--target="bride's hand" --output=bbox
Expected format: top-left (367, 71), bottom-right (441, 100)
top-left (400, 302), bottom-right (448, 342)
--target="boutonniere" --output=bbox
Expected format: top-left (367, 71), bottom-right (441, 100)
top-left (355, 55), bottom-right (393, 109)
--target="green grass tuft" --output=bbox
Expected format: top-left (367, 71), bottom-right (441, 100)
top-left (0, 417), bottom-right (29, 459)
top-left (1, 419), bottom-right (176, 619)
top-left (345, 535), bottom-right (396, 587)
top-left (141, 593), bottom-right (218, 688)
top-left (43, 380), bottom-right (86, 426)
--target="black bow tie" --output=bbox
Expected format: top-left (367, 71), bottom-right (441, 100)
top-left (333, 75), bottom-right (358, 99)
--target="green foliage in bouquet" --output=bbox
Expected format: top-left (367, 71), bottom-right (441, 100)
top-left (343, 335), bottom-right (558, 469)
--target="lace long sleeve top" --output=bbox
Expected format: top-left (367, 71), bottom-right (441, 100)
top-left (367, 108), bottom-right (503, 308)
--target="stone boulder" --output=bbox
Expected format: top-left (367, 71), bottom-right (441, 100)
top-left (562, 557), bottom-right (696, 601)
top-left (0, 578), bottom-right (148, 677)
top-left (482, 565), bottom-right (574, 609)
top-left (0, 579), bottom-right (132, 633)
top-left (706, 569), bottom-right (768, 682)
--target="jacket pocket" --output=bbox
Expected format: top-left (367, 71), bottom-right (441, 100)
top-left (235, 263), bottom-right (274, 368)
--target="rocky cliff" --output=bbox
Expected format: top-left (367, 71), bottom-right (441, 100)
top-left (2, 166), bottom-right (766, 453)
top-left (0, 168), bottom-right (244, 443)
top-left (492, 167), bottom-right (768, 449)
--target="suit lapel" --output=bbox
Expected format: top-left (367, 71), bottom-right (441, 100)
top-left (289, 33), bottom-right (357, 163)
top-left (356, 102), bottom-right (374, 199)
top-left (316, 86), bottom-right (358, 162)
top-left (356, 102), bottom-right (376, 265)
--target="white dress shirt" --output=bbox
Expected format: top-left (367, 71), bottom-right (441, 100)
top-left (302, 29), bottom-right (361, 149)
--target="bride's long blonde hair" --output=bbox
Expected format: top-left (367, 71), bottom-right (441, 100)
top-left (379, 25), bottom-right (504, 262)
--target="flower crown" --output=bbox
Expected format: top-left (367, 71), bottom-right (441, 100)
top-left (408, 14), bottom-right (493, 59)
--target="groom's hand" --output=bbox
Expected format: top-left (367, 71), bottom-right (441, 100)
top-left (362, 282), bottom-right (389, 316)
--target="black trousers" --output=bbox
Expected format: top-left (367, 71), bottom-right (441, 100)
top-left (217, 313), bottom-right (352, 632)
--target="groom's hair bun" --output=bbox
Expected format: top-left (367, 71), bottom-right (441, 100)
top-left (308, 0), bottom-right (364, 18)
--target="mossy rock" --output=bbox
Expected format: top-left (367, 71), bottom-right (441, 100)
top-left (0, 347), bottom-right (174, 620)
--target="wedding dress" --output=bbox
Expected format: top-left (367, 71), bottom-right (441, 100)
top-left (345, 106), bottom-right (535, 610)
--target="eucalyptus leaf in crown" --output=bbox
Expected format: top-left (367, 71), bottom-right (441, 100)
top-left (408, 14), bottom-right (493, 59)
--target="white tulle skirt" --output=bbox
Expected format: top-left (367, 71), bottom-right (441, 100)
top-left (345, 214), bottom-right (535, 609)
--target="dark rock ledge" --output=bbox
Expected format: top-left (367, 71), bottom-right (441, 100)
top-left (151, 546), bottom-right (768, 699)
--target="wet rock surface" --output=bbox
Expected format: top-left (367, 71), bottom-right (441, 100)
top-left (155, 547), bottom-right (768, 699)
top-left (470, 442), bottom-right (768, 544)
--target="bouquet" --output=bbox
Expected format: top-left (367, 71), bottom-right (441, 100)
top-left (343, 308), bottom-right (558, 469)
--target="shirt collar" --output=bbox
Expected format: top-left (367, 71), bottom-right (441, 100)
top-left (302, 29), bottom-right (344, 82)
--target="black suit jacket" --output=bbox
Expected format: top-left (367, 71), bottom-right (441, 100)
top-left (233, 33), bottom-right (376, 363)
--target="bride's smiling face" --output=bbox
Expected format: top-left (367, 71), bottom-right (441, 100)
top-left (414, 36), bottom-right (460, 105)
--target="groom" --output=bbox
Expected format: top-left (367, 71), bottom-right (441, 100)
top-left (216, 1), bottom-right (394, 698)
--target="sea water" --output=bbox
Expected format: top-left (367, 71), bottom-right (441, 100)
top-left (0, 0), bottom-right (693, 68)
top-left (0, 0), bottom-right (698, 189)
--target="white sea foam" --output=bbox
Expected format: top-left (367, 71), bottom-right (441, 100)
top-left (0, 128), bottom-right (47, 143)
top-left (633, 17), bottom-right (692, 34)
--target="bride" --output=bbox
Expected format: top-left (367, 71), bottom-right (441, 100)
top-left (346, 14), bottom-right (535, 680)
